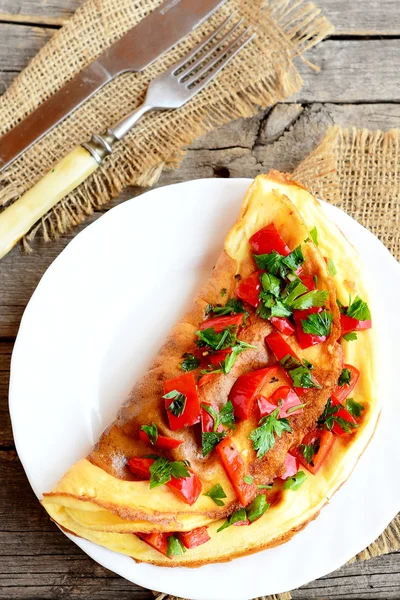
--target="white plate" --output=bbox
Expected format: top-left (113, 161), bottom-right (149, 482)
top-left (10, 179), bottom-right (400, 600)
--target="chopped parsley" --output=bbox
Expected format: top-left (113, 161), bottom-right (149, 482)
top-left (196, 326), bottom-right (237, 351)
top-left (261, 272), bottom-right (281, 297)
top-left (164, 390), bottom-right (186, 417)
top-left (212, 298), bottom-right (247, 316)
top-left (141, 423), bottom-right (158, 445)
top-left (249, 408), bottom-right (292, 458)
top-left (288, 365), bottom-right (322, 389)
top-left (346, 296), bottom-right (371, 321)
top-left (180, 353), bottom-right (200, 372)
top-left (290, 289), bottom-right (329, 310)
top-left (149, 457), bottom-right (190, 489)
top-left (217, 508), bottom-right (247, 533)
top-left (308, 226), bottom-right (319, 246)
top-left (202, 431), bottom-right (226, 456)
top-left (166, 535), bottom-right (186, 558)
top-left (301, 309), bottom-right (332, 337)
top-left (246, 494), bottom-right (270, 523)
top-left (282, 279), bottom-right (308, 305)
top-left (201, 401), bottom-right (235, 432)
top-left (317, 398), bottom-right (358, 433)
top-left (280, 354), bottom-right (303, 371)
top-left (286, 402), bottom-right (306, 414)
top-left (243, 475), bottom-right (254, 485)
top-left (254, 246), bottom-right (305, 278)
top-left (343, 332), bottom-right (358, 342)
top-left (299, 440), bottom-right (320, 466)
top-left (204, 483), bottom-right (227, 506)
top-left (220, 288), bottom-right (227, 297)
top-left (346, 398), bottom-right (365, 418)
top-left (327, 258), bottom-right (337, 276)
top-left (338, 368), bottom-right (352, 386)
top-left (257, 483), bottom-right (273, 490)
top-left (283, 470), bottom-right (307, 491)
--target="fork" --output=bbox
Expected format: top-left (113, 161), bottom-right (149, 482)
top-left (0, 15), bottom-right (255, 260)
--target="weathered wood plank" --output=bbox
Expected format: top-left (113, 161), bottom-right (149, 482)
top-left (0, 342), bottom-right (12, 446)
top-left (1, 0), bottom-right (400, 34)
top-left (1, 28), bottom-right (399, 104)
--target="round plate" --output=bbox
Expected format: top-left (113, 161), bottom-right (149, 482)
top-left (10, 179), bottom-right (400, 600)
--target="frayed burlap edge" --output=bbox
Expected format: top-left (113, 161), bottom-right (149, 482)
top-left (0, 0), bottom-right (334, 249)
top-left (151, 125), bottom-right (400, 600)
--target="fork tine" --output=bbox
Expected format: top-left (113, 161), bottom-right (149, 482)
top-left (185, 28), bottom-right (255, 88)
top-left (178, 18), bottom-right (244, 81)
top-left (172, 13), bottom-right (235, 74)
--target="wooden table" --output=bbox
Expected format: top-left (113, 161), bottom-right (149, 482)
top-left (1, 1), bottom-right (400, 598)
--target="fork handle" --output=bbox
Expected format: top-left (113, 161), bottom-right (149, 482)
top-left (0, 102), bottom-right (152, 259)
top-left (0, 146), bottom-right (98, 259)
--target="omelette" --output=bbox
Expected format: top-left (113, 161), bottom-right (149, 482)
top-left (42, 171), bottom-right (378, 566)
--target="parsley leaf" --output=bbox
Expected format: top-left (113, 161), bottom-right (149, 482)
top-left (219, 400), bottom-right (236, 428)
top-left (202, 431), bottom-right (226, 456)
top-left (141, 423), bottom-right (158, 445)
top-left (204, 483), bottom-right (227, 506)
top-left (346, 296), bottom-right (371, 321)
top-left (180, 353), bottom-right (200, 372)
top-left (283, 246), bottom-right (305, 272)
top-left (257, 483), bottom-right (273, 490)
top-left (243, 475), bottom-right (254, 485)
top-left (217, 508), bottom-right (247, 533)
top-left (149, 457), bottom-right (190, 489)
top-left (299, 440), bottom-right (320, 466)
top-left (283, 470), bottom-right (307, 491)
top-left (282, 279), bottom-right (308, 306)
top-left (288, 365), bottom-right (322, 389)
top-left (196, 326), bottom-right (236, 351)
top-left (327, 258), bottom-right (337, 276)
top-left (338, 368), bottom-right (352, 386)
top-left (212, 298), bottom-right (247, 316)
top-left (164, 390), bottom-right (186, 417)
top-left (166, 535), bottom-right (186, 558)
top-left (317, 398), bottom-right (358, 433)
top-left (246, 494), bottom-right (270, 523)
top-left (254, 246), bottom-right (304, 279)
top-left (301, 310), bottom-right (332, 337)
top-left (343, 332), bottom-right (358, 342)
top-left (249, 408), bottom-right (292, 458)
top-left (261, 272), bottom-right (281, 297)
top-left (290, 290), bottom-right (329, 310)
top-left (346, 398), bottom-right (365, 418)
top-left (308, 227), bottom-right (319, 246)
top-left (280, 354), bottom-right (302, 371)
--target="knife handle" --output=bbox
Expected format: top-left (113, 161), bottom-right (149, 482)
top-left (0, 147), bottom-right (98, 259)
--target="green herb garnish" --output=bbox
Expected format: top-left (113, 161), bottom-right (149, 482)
top-left (249, 408), bottom-right (292, 458)
top-left (308, 227), bottom-right (319, 246)
top-left (243, 475), bottom-right (254, 485)
top-left (318, 398), bottom-right (358, 433)
top-left (212, 298), bottom-right (247, 316)
top-left (166, 535), bottom-right (186, 558)
top-left (290, 289), bottom-right (329, 310)
top-left (299, 440), bottom-right (320, 466)
top-left (283, 470), bottom-right (307, 491)
top-left (141, 423), bottom-right (158, 445)
top-left (346, 296), bottom-right (371, 321)
top-left (288, 365), bottom-right (321, 389)
top-left (202, 431), bottom-right (226, 456)
top-left (346, 398), bottom-right (365, 418)
top-left (327, 258), bottom-right (337, 276)
top-left (217, 508), bottom-right (248, 533)
top-left (338, 368), bottom-right (351, 386)
top-left (246, 494), bottom-right (270, 523)
top-left (180, 353), bottom-right (200, 372)
top-left (343, 332), bottom-right (358, 342)
top-left (301, 310), bottom-right (332, 337)
top-left (164, 390), bottom-right (186, 417)
top-left (149, 457), bottom-right (190, 489)
top-left (204, 483), bottom-right (227, 507)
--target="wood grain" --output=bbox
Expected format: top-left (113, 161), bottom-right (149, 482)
top-left (1, 0), bottom-right (400, 35)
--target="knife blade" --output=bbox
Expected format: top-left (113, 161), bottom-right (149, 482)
top-left (0, 0), bottom-right (226, 173)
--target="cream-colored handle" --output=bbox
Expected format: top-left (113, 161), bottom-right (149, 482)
top-left (0, 146), bottom-right (98, 259)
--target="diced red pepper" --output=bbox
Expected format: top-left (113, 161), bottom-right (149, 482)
top-left (209, 348), bottom-right (232, 366)
top-left (177, 527), bottom-right (210, 549)
top-left (265, 331), bottom-right (300, 362)
top-left (229, 366), bottom-right (278, 420)
top-left (299, 273), bottom-right (316, 291)
top-left (329, 397), bottom-right (357, 436)
top-left (201, 402), bottom-right (223, 433)
top-left (257, 395), bottom-right (276, 418)
top-left (164, 372), bottom-right (200, 431)
top-left (233, 518), bottom-right (250, 527)
top-left (341, 314), bottom-right (372, 336)
top-left (264, 386), bottom-right (304, 418)
top-left (280, 453), bottom-right (299, 480)
top-left (294, 307), bottom-right (327, 349)
top-left (128, 456), bottom-right (202, 506)
top-left (270, 317), bottom-right (295, 336)
top-left (197, 373), bottom-right (216, 387)
top-left (139, 430), bottom-right (183, 450)
top-left (167, 470), bottom-right (202, 506)
top-left (137, 532), bottom-right (169, 556)
top-left (200, 314), bottom-right (244, 333)
top-left (216, 437), bottom-right (257, 506)
top-left (292, 429), bottom-right (335, 475)
top-left (235, 271), bottom-right (262, 308)
top-left (332, 364), bottom-right (360, 404)
top-left (249, 223), bottom-right (291, 256)
top-left (128, 457), bottom-right (154, 479)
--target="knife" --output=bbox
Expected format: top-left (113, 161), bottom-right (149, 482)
top-left (0, 0), bottom-right (226, 173)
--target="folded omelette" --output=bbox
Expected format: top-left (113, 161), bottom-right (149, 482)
top-left (42, 171), bottom-right (378, 566)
